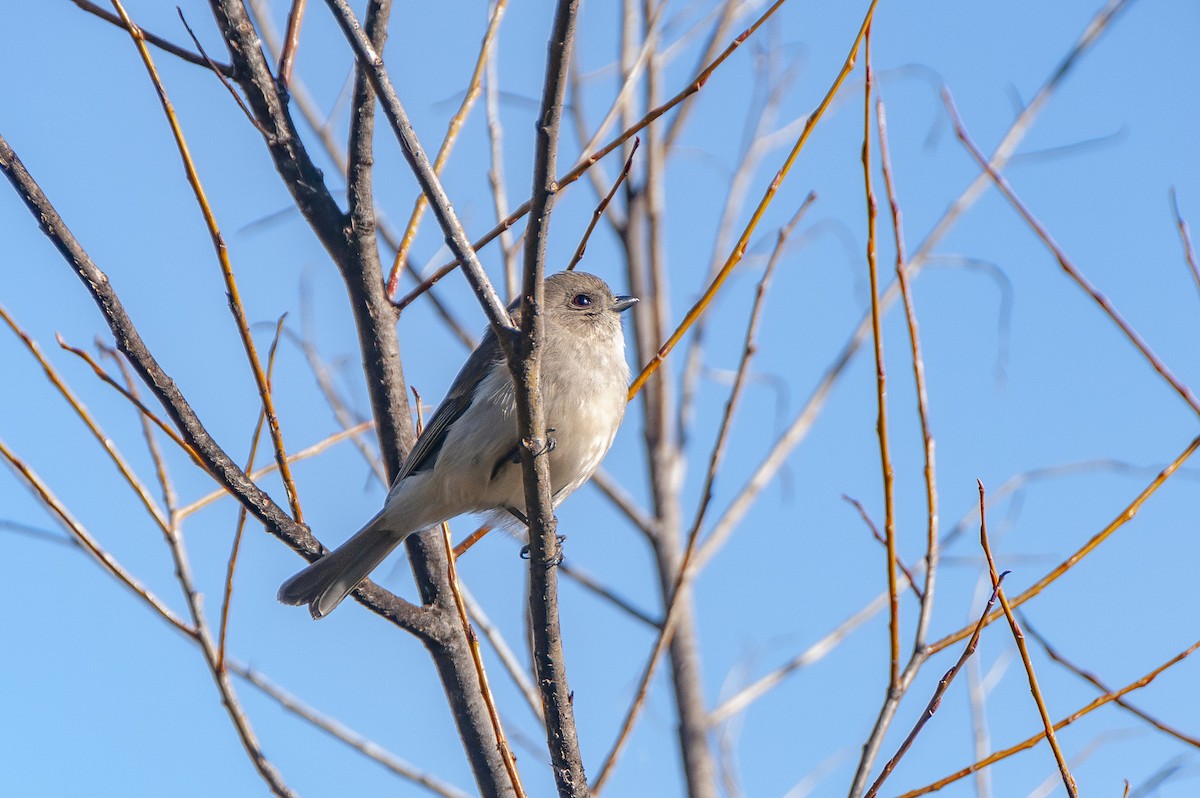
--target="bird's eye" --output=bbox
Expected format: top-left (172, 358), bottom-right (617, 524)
top-left (571, 293), bottom-right (593, 308)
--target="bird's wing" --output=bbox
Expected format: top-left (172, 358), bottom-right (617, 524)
top-left (392, 324), bottom-right (508, 486)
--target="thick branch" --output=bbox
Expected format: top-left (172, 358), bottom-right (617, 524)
top-left (513, 1), bottom-right (589, 795)
top-left (0, 132), bottom-right (440, 639)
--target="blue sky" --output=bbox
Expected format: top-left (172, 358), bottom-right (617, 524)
top-left (3, 1), bottom-right (1199, 796)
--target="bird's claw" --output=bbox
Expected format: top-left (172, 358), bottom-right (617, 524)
top-left (519, 534), bottom-right (567, 566)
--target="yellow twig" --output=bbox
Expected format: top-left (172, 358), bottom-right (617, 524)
top-left (875, 93), bottom-right (940, 650)
top-left (626, 0), bottom-right (880, 401)
top-left (898, 637), bottom-right (1200, 797)
top-left (393, 0), bottom-right (793, 313)
top-left (861, 22), bottom-right (899, 690)
top-left (176, 422), bottom-right (373, 520)
top-left (113, 0), bottom-right (304, 522)
top-left (929, 433), bottom-right (1200, 654)
top-left (978, 482), bottom-right (1077, 797)
top-left (386, 0), bottom-right (508, 297)
top-left (219, 315), bottom-right (288, 671)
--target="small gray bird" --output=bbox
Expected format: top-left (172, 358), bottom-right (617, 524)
top-left (279, 271), bottom-right (637, 618)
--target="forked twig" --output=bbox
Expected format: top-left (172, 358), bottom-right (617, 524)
top-left (863, 574), bottom-right (1006, 798)
top-left (843, 496), bottom-right (922, 601)
top-left (875, 93), bottom-right (940, 650)
top-left (566, 138), bottom-right (639, 272)
top-left (897, 638), bottom-right (1200, 797)
top-left (928, 434), bottom-right (1200, 654)
top-left (385, 0), bottom-right (509, 298)
top-left (393, 0), bottom-right (793, 312)
top-left (70, 0), bottom-right (233, 74)
top-left (977, 481), bottom-right (1077, 797)
top-left (114, 0), bottom-right (305, 523)
top-left (627, 0), bottom-right (881, 400)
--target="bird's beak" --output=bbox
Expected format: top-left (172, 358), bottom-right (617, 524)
top-left (612, 295), bottom-right (639, 313)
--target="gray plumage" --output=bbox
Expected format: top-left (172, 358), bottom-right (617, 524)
top-left (278, 271), bottom-right (637, 618)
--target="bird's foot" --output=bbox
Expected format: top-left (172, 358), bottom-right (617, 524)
top-left (520, 534), bottom-right (567, 566)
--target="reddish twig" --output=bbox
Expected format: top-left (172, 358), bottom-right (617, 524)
top-left (627, 0), bottom-right (880, 400)
top-left (277, 0), bottom-right (308, 86)
top-left (864, 574), bottom-right (1007, 798)
top-left (1169, 188), bottom-right (1200, 299)
top-left (945, 90), bottom-right (1200, 418)
top-left (566, 137), bottom-right (639, 272)
top-left (393, 0), bottom-right (793, 313)
top-left (843, 496), bottom-right (923, 601)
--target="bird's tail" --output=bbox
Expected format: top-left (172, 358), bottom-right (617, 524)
top-left (277, 514), bottom-right (407, 619)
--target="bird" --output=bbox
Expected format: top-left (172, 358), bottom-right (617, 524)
top-left (278, 271), bottom-right (637, 618)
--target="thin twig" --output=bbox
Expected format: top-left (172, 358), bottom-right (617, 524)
top-left (118, 1), bottom-right (305, 523)
top-left (928, 434), bottom-right (1200, 654)
top-left (321, 0), bottom-right (513, 334)
top-left (875, 93), bottom-right (939, 651)
top-left (0, 307), bottom-right (169, 534)
top-left (277, 0), bottom-right (308, 86)
top-left (627, 0), bottom-right (880, 400)
top-left (897, 638), bottom-right (1200, 797)
top-left (175, 10), bottom-right (274, 139)
top-left (566, 138), bottom-right (639, 272)
top-left (591, 198), bottom-right (799, 792)
top-left (386, 0), bottom-right (509, 298)
top-left (57, 336), bottom-right (199, 464)
top-left (220, 316), bottom-right (288, 671)
top-left (176, 422), bottom-right (374, 519)
top-left (111, 7), bottom-right (299, 794)
top-left (863, 574), bottom-right (1006, 798)
top-left (945, 90), bottom-right (1200, 418)
top-left (69, 0), bottom-right (233, 74)
top-left (709, 574), bottom-right (909, 725)
top-left (1021, 615), bottom-right (1200, 749)
top-left (843, 496), bottom-right (922, 601)
top-left (977, 481), bottom-right (1077, 796)
top-left (557, 560), bottom-right (661, 629)
top-left (0, 437), bottom-right (192, 635)
top-left (860, 24), bottom-right (899, 691)
top-left (228, 661), bottom-right (473, 798)
top-left (696, 0), bottom-right (1136, 581)
top-left (1168, 188), bottom-right (1200, 299)
top-left (439, 520), bottom-right (527, 797)
top-left (458, 585), bottom-right (545, 722)
top-left (482, 9), bottom-right (519, 301)
top-left (393, 0), bottom-right (792, 312)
